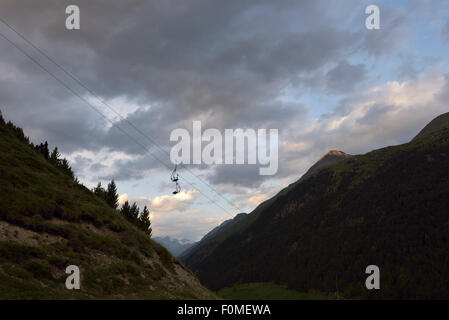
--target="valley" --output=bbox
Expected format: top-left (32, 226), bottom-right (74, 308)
top-left (1, 111), bottom-right (449, 300)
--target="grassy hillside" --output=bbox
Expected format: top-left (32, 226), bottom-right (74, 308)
top-left (0, 113), bottom-right (216, 299)
top-left (193, 124), bottom-right (449, 299)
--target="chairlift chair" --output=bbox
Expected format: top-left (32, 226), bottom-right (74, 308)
top-left (171, 165), bottom-right (181, 194)
top-left (173, 181), bottom-right (181, 195)
top-left (170, 164), bottom-right (179, 182)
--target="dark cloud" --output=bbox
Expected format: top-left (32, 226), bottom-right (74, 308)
top-left (0, 0), bottom-right (360, 157)
top-left (90, 163), bottom-right (108, 172)
top-left (207, 165), bottom-right (263, 187)
top-left (97, 156), bottom-right (159, 182)
top-left (0, 0), bottom-right (435, 191)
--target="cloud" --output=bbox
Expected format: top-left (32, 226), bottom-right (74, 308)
top-left (207, 165), bottom-right (264, 188)
top-left (248, 193), bottom-right (270, 207)
top-left (150, 189), bottom-right (198, 212)
top-left (279, 71), bottom-right (449, 180)
top-left (1, 0), bottom-right (448, 239)
top-left (118, 189), bottom-right (198, 212)
top-left (65, 148), bottom-right (140, 183)
top-left (117, 193), bottom-right (129, 206)
top-left (359, 5), bottom-right (411, 56)
top-left (442, 20), bottom-right (449, 43)
top-left (119, 192), bottom-right (220, 240)
top-left (0, 0), bottom-right (363, 144)
top-left (117, 189), bottom-right (211, 240)
top-left (326, 61), bottom-right (366, 93)
top-left (151, 212), bottom-right (227, 241)
top-left (203, 71), bottom-right (448, 188)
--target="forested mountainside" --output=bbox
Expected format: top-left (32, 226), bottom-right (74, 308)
top-left (189, 113), bottom-right (449, 299)
top-left (184, 150), bottom-right (351, 270)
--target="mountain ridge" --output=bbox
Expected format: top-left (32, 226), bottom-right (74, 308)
top-left (299, 150), bottom-right (352, 181)
top-left (183, 149), bottom-right (352, 268)
top-left (413, 111), bottom-right (449, 141)
top-left (181, 213), bottom-right (248, 261)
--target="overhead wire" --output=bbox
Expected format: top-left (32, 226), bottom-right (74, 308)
top-left (0, 16), bottom-right (243, 214)
top-left (0, 20), bottom-right (237, 217)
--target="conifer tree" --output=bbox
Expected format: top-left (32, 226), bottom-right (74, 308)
top-left (139, 205), bottom-right (152, 237)
top-left (50, 147), bottom-right (61, 166)
top-left (93, 182), bottom-right (106, 199)
top-left (120, 201), bottom-right (131, 219)
top-left (130, 202), bottom-right (139, 220)
top-left (43, 141), bottom-right (49, 159)
top-left (60, 158), bottom-right (74, 178)
top-left (106, 180), bottom-right (119, 209)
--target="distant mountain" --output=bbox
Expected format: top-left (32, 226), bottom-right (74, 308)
top-left (183, 150), bottom-right (351, 269)
top-left (188, 113), bottom-right (449, 299)
top-left (154, 236), bottom-right (195, 257)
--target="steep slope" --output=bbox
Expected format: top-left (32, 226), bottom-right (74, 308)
top-left (154, 236), bottom-right (194, 257)
top-left (183, 150), bottom-right (351, 269)
top-left (192, 116), bottom-right (449, 299)
top-left (181, 213), bottom-right (247, 262)
top-left (0, 114), bottom-right (215, 299)
top-left (201, 213), bottom-right (248, 242)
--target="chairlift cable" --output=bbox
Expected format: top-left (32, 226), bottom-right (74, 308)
top-left (0, 16), bottom-right (242, 214)
top-left (0, 27), bottom-right (234, 218)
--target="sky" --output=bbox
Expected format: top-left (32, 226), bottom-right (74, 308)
top-left (1, 0), bottom-right (449, 241)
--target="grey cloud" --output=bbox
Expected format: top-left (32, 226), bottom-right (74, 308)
top-left (395, 55), bottom-right (441, 80)
top-left (2, 0), bottom-right (449, 240)
top-left (436, 72), bottom-right (449, 103)
top-left (442, 20), bottom-right (449, 43)
top-left (207, 165), bottom-right (263, 188)
top-left (359, 5), bottom-right (410, 56)
top-left (90, 163), bottom-right (108, 172)
top-left (0, 1), bottom-right (364, 143)
top-left (326, 61), bottom-right (366, 93)
top-left (0, 0), bottom-right (435, 192)
top-left (97, 156), bottom-right (161, 182)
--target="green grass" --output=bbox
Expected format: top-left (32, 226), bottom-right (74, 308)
top-left (218, 283), bottom-right (337, 300)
